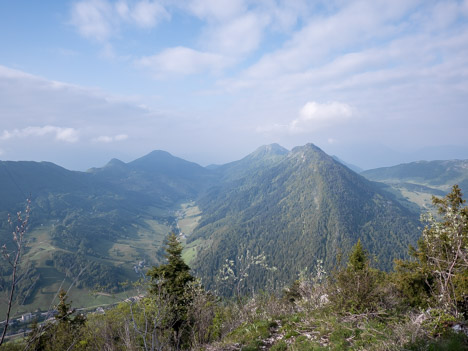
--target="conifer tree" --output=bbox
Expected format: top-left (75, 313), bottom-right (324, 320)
top-left (329, 240), bottom-right (383, 313)
top-left (147, 232), bottom-right (195, 347)
top-left (348, 239), bottom-right (367, 271)
top-left (148, 233), bottom-right (194, 298)
top-left (27, 290), bottom-right (85, 351)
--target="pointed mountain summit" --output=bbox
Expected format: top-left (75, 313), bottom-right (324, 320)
top-left (189, 143), bottom-right (419, 292)
top-left (128, 150), bottom-right (210, 179)
top-left (106, 158), bottom-right (127, 168)
top-left (216, 143), bottom-right (289, 182)
top-left (90, 150), bottom-right (214, 205)
top-left (248, 143), bottom-right (289, 160)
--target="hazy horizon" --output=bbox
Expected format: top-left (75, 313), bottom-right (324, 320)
top-left (1, 1), bottom-right (468, 171)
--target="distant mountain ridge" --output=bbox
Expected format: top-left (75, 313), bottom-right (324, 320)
top-left (361, 159), bottom-right (468, 189)
top-left (361, 159), bottom-right (468, 209)
top-left (88, 149), bottom-right (215, 206)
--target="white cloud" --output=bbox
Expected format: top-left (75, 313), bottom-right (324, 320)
top-left (114, 134), bottom-right (128, 141)
top-left (94, 135), bottom-right (113, 142)
top-left (70, 0), bottom-right (169, 41)
top-left (262, 0), bottom-right (309, 32)
top-left (257, 101), bottom-right (353, 134)
top-left (291, 101), bottom-right (353, 133)
top-left (93, 134), bottom-right (128, 142)
top-left (137, 46), bottom-right (231, 76)
top-left (0, 64), bottom-right (153, 143)
top-left (70, 0), bottom-right (115, 41)
top-left (186, 0), bottom-right (246, 21)
top-left (0, 65), bottom-right (36, 80)
top-left (0, 126), bottom-right (79, 143)
top-left (204, 12), bottom-right (268, 55)
top-left (129, 0), bottom-right (169, 27)
top-left (241, 0), bottom-right (422, 79)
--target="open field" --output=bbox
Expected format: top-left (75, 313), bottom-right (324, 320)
top-left (177, 201), bottom-right (201, 236)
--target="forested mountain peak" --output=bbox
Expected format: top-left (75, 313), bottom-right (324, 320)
top-left (214, 144), bottom-right (288, 182)
top-left (290, 142), bottom-right (324, 154)
top-left (127, 150), bottom-right (208, 175)
top-left (287, 143), bottom-right (332, 165)
top-left (249, 143), bottom-right (289, 159)
top-left (105, 158), bottom-right (126, 168)
top-left (190, 142), bottom-right (419, 292)
top-left (87, 158), bottom-right (127, 175)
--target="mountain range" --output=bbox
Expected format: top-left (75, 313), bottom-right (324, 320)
top-left (1, 143), bottom-right (466, 311)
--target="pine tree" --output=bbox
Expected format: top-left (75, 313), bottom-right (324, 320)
top-left (329, 240), bottom-right (383, 313)
top-left (348, 239), bottom-right (367, 271)
top-left (147, 232), bottom-right (195, 347)
top-left (148, 233), bottom-right (194, 296)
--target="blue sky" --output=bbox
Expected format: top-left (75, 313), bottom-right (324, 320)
top-left (1, 0), bottom-right (468, 170)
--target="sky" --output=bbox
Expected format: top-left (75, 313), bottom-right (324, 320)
top-left (1, 0), bottom-right (468, 171)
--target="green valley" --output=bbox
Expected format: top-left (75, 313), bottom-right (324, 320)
top-left (1, 144), bottom-right (467, 316)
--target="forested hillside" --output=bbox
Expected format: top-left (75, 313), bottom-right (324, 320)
top-left (189, 144), bottom-right (419, 292)
top-left (0, 151), bottom-right (216, 314)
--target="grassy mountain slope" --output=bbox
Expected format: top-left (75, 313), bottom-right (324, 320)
top-left (189, 144), bottom-right (419, 293)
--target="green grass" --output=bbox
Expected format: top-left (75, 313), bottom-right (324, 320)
top-left (398, 188), bottom-right (436, 210)
top-left (182, 246), bottom-right (197, 265)
top-left (182, 237), bottom-right (213, 266)
top-left (1, 213), bottom-right (171, 317)
top-left (225, 319), bottom-right (274, 350)
top-left (177, 202), bottom-right (201, 236)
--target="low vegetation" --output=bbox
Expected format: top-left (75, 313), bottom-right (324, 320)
top-left (1, 186), bottom-right (467, 350)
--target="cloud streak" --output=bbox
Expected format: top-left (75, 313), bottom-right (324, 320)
top-left (70, 0), bottom-right (169, 41)
top-left (136, 47), bottom-right (231, 76)
top-left (93, 134), bottom-right (128, 143)
top-left (0, 126), bottom-right (80, 143)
